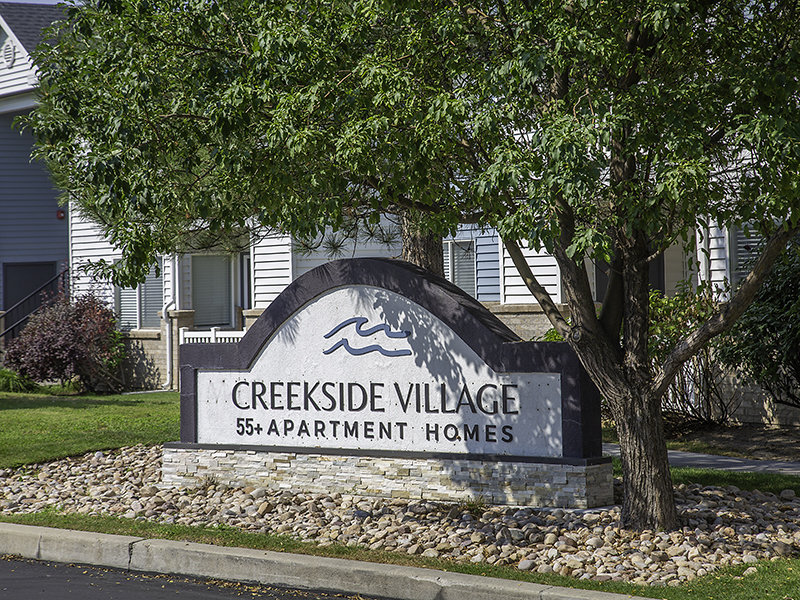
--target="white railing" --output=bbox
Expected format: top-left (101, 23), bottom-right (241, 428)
top-left (179, 327), bottom-right (247, 345)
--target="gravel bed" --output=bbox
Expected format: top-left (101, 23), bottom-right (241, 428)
top-left (1, 445), bottom-right (799, 587)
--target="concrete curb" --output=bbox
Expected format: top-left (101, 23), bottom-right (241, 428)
top-left (0, 523), bottom-right (636, 600)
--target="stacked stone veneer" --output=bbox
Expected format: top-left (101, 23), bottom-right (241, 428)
top-left (161, 446), bottom-right (613, 509)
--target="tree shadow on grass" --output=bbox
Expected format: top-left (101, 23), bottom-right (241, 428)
top-left (0, 393), bottom-right (175, 411)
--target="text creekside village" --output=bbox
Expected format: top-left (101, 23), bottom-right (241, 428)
top-left (223, 379), bottom-right (528, 445)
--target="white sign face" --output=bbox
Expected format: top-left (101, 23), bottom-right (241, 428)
top-left (196, 286), bottom-right (562, 457)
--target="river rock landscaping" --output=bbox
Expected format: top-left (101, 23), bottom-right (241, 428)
top-left (1, 444), bottom-right (799, 587)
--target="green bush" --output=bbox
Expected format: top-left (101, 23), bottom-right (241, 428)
top-left (0, 368), bottom-right (38, 393)
top-left (538, 327), bottom-right (565, 342)
top-left (717, 241), bottom-right (800, 408)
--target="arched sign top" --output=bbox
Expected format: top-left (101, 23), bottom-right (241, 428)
top-left (180, 258), bottom-right (603, 463)
top-left (183, 258), bottom-right (566, 374)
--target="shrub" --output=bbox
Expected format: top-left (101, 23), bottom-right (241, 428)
top-left (717, 241), bottom-right (800, 408)
top-left (540, 284), bottom-right (739, 424)
top-left (649, 283), bottom-right (738, 425)
top-left (4, 293), bottom-right (126, 393)
top-left (0, 368), bottom-right (38, 393)
top-left (538, 327), bottom-right (565, 342)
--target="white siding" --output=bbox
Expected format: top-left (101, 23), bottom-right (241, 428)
top-left (292, 231), bottom-right (399, 280)
top-left (0, 34), bottom-right (35, 98)
top-left (69, 206), bottom-right (171, 317)
top-left (162, 256), bottom-right (174, 307)
top-left (696, 222), bottom-right (729, 298)
top-left (251, 233), bottom-right (293, 309)
top-left (68, 206), bottom-right (118, 305)
top-left (180, 254), bottom-right (192, 309)
top-left (160, 254), bottom-right (190, 309)
top-left (501, 243), bottom-right (561, 304)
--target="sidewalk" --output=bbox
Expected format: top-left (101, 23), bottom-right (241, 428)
top-left (603, 443), bottom-right (800, 476)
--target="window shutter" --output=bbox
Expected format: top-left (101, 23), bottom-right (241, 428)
top-left (442, 242), bottom-right (452, 280)
top-left (115, 286), bottom-right (138, 330)
top-left (192, 255), bottom-right (232, 328)
top-left (139, 258), bottom-right (163, 329)
top-left (730, 226), bottom-right (762, 287)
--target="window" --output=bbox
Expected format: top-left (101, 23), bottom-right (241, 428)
top-left (191, 254), bottom-right (232, 328)
top-left (115, 258), bottom-right (163, 330)
top-left (239, 252), bottom-right (251, 311)
top-left (443, 239), bottom-right (476, 297)
top-left (729, 226), bottom-right (763, 287)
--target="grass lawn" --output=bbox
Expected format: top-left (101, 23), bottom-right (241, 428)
top-left (609, 459), bottom-right (800, 497)
top-left (1, 390), bottom-right (799, 599)
top-left (0, 391), bottom-right (179, 469)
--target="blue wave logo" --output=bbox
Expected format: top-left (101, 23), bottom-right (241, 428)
top-left (322, 317), bottom-right (411, 357)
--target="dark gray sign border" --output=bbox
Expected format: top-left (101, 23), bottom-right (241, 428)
top-left (178, 258), bottom-right (605, 465)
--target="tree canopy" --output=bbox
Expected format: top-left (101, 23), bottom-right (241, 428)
top-left (26, 0), bottom-right (800, 529)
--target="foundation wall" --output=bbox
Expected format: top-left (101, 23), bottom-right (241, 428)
top-left (121, 330), bottom-right (163, 390)
top-left (162, 445), bottom-right (614, 509)
top-left (726, 379), bottom-right (800, 428)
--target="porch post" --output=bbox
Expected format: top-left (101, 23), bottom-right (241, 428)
top-left (165, 309), bottom-right (195, 390)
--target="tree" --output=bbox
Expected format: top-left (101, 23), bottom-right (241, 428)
top-left (26, 0), bottom-right (800, 529)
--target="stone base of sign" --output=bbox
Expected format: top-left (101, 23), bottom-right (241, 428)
top-left (161, 445), bottom-right (613, 509)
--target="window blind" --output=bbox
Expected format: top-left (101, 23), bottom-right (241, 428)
top-left (443, 239), bottom-right (476, 298)
top-left (192, 255), bottom-right (232, 328)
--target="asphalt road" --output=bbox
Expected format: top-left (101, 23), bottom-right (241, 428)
top-left (0, 555), bottom-right (387, 600)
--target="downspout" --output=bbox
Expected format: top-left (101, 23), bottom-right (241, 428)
top-left (162, 255), bottom-right (177, 389)
top-left (696, 224), bottom-right (711, 288)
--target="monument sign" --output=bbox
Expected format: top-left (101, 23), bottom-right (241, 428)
top-left (165, 259), bottom-right (612, 508)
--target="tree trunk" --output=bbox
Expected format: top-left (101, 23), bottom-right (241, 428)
top-left (609, 386), bottom-right (679, 530)
top-left (400, 212), bottom-right (444, 277)
top-left (505, 235), bottom-right (682, 530)
top-left (571, 329), bottom-right (680, 530)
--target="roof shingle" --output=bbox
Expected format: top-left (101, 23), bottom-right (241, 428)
top-left (0, 2), bottom-right (64, 54)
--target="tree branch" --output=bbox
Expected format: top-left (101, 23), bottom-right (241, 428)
top-left (220, 9), bottom-right (251, 56)
top-left (652, 223), bottom-right (800, 399)
top-left (358, 176), bottom-right (485, 224)
top-left (503, 238), bottom-right (571, 338)
top-left (549, 192), bottom-right (604, 339)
